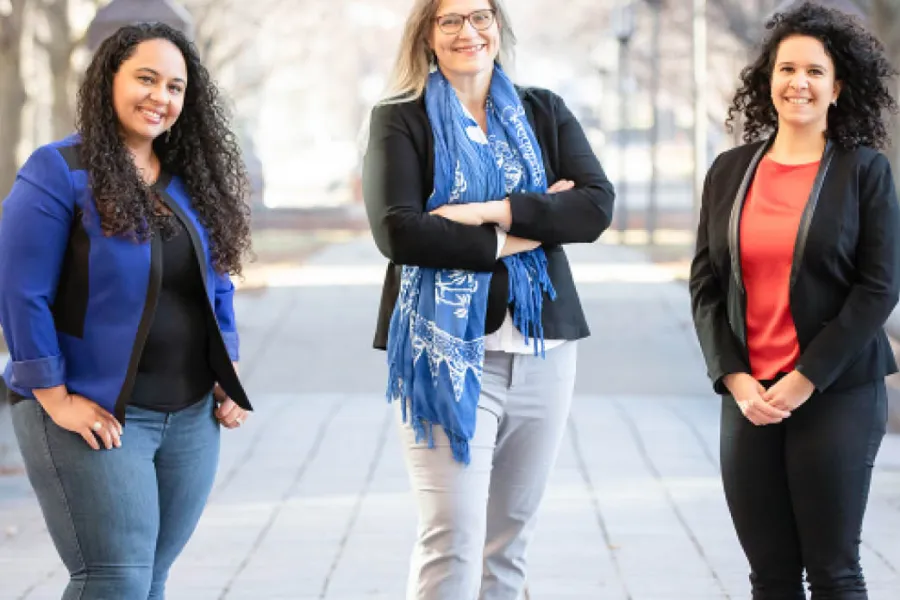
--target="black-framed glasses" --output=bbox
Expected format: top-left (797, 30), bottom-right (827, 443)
top-left (435, 9), bottom-right (496, 35)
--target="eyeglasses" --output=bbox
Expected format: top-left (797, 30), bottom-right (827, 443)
top-left (434, 9), bottom-right (496, 35)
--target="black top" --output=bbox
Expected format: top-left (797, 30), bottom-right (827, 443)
top-left (130, 216), bottom-right (216, 412)
top-left (363, 86), bottom-right (616, 349)
top-left (690, 140), bottom-right (900, 395)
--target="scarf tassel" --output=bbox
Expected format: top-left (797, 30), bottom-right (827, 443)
top-left (505, 251), bottom-right (557, 357)
top-left (388, 368), bottom-right (472, 465)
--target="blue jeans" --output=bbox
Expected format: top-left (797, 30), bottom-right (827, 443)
top-left (12, 394), bottom-right (220, 600)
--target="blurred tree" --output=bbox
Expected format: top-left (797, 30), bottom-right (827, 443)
top-left (0, 0), bottom-right (29, 201)
top-left (36, 0), bottom-right (107, 139)
top-left (183, 0), bottom-right (319, 103)
top-left (868, 0), bottom-right (900, 186)
top-left (42, 0), bottom-right (77, 138)
top-left (2, 0), bottom-right (316, 192)
top-left (704, 0), bottom-right (780, 142)
top-left (711, 0), bottom-right (780, 48)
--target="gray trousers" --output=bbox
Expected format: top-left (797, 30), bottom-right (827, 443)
top-left (397, 341), bottom-right (577, 600)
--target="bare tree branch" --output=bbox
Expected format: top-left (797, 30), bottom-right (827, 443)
top-left (188, 0), bottom-right (218, 34)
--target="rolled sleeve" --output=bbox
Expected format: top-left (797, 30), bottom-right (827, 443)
top-left (11, 355), bottom-right (66, 389)
top-left (0, 144), bottom-right (76, 388)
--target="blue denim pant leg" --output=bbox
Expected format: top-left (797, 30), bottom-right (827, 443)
top-left (147, 394), bottom-right (220, 599)
top-left (13, 399), bottom-right (163, 599)
top-left (12, 393), bottom-right (220, 600)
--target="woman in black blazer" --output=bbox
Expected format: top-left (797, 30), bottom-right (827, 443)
top-left (363, 1), bottom-right (614, 597)
top-left (366, 85), bottom-right (614, 349)
top-left (690, 4), bottom-right (899, 599)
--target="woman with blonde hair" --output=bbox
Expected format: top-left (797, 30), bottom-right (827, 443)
top-left (363, 0), bottom-right (615, 598)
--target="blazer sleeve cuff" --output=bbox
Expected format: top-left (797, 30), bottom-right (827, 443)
top-left (221, 330), bottom-right (240, 362)
top-left (712, 375), bottom-right (730, 396)
top-left (11, 355), bottom-right (66, 389)
top-left (507, 192), bottom-right (539, 238)
top-left (794, 362), bottom-right (830, 392)
top-left (708, 358), bottom-right (749, 396)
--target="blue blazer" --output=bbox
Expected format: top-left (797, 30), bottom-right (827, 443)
top-left (0, 135), bottom-right (250, 420)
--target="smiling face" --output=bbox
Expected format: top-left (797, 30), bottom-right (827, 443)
top-left (430, 0), bottom-right (501, 81)
top-left (112, 38), bottom-right (187, 148)
top-left (770, 34), bottom-right (841, 133)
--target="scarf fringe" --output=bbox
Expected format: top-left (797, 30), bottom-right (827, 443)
top-left (505, 250), bottom-right (557, 357)
top-left (388, 377), bottom-right (471, 465)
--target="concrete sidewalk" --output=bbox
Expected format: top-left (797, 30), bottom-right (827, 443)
top-left (1, 236), bottom-right (898, 599)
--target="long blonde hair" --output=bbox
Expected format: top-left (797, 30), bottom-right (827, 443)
top-left (380, 0), bottom-right (518, 103)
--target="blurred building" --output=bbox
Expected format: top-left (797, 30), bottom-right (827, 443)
top-left (86, 0), bottom-right (193, 52)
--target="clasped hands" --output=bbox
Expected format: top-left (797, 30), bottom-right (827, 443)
top-left (723, 370), bottom-right (816, 426)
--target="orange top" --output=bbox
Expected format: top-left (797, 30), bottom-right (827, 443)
top-left (740, 156), bottom-right (820, 380)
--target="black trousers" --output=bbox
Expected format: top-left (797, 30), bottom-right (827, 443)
top-left (720, 379), bottom-right (888, 600)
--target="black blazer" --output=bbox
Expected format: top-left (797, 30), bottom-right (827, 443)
top-left (363, 87), bottom-right (615, 349)
top-left (690, 138), bottom-right (900, 395)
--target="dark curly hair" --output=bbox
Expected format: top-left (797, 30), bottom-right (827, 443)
top-left (726, 2), bottom-right (898, 150)
top-left (76, 22), bottom-right (251, 275)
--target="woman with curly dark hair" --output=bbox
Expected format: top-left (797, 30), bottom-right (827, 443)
top-left (690, 3), bottom-right (899, 598)
top-left (0, 23), bottom-right (252, 598)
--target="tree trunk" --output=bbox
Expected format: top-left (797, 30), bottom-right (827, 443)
top-left (49, 46), bottom-right (76, 138)
top-left (871, 0), bottom-right (900, 188)
top-left (0, 3), bottom-right (28, 204)
top-left (43, 0), bottom-right (77, 138)
top-left (0, 62), bottom-right (26, 202)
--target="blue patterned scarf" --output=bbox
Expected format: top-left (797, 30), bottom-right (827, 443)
top-left (386, 65), bottom-right (555, 464)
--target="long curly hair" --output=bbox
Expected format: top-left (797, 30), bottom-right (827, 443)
top-left (726, 2), bottom-right (898, 150)
top-left (76, 23), bottom-right (251, 275)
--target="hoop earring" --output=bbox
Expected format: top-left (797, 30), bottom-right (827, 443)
top-left (165, 128), bottom-right (172, 144)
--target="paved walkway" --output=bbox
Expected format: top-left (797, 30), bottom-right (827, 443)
top-left (1, 235), bottom-right (898, 599)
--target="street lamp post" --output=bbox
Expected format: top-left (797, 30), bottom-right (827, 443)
top-left (646, 0), bottom-right (663, 245)
top-left (692, 0), bottom-right (707, 225)
top-left (613, 1), bottom-right (636, 239)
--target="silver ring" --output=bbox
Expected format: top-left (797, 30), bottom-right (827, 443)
top-left (92, 421), bottom-right (103, 432)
